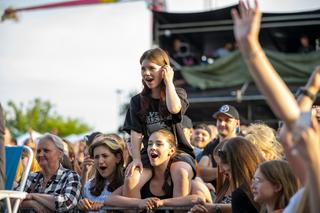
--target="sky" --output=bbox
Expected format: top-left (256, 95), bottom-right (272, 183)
top-left (0, 0), bottom-right (319, 134)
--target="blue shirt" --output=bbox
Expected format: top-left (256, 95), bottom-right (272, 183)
top-left (82, 178), bottom-right (112, 213)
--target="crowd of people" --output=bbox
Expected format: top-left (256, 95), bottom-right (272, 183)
top-left (1, 0), bottom-right (319, 212)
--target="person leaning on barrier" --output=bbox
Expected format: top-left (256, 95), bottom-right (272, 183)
top-left (16, 133), bottom-right (81, 212)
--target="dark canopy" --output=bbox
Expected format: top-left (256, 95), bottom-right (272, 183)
top-left (153, 5), bottom-right (320, 53)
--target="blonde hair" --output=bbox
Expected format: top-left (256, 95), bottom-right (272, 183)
top-left (245, 123), bottom-right (284, 160)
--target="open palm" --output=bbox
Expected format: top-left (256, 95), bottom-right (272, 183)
top-left (232, 0), bottom-right (261, 42)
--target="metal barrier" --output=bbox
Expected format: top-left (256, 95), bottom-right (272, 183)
top-left (102, 206), bottom-right (192, 213)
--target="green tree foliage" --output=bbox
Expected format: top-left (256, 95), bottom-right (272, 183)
top-left (5, 98), bottom-right (91, 137)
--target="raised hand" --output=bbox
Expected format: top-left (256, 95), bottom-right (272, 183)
top-left (82, 155), bottom-right (94, 173)
top-left (161, 65), bottom-right (174, 86)
top-left (231, 0), bottom-right (261, 43)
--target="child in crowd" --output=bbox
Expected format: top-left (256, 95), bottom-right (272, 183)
top-left (251, 160), bottom-right (298, 213)
top-left (123, 47), bottom-right (196, 198)
top-left (78, 134), bottom-right (124, 213)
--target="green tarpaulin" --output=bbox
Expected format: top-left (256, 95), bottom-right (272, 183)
top-left (181, 50), bottom-right (320, 90)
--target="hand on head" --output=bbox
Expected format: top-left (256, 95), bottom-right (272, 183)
top-left (161, 65), bottom-right (174, 86)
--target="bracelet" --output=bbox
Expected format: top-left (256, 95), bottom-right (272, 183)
top-left (295, 87), bottom-right (316, 101)
top-left (214, 204), bottom-right (222, 213)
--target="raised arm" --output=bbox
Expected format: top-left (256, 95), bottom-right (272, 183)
top-left (293, 116), bottom-right (320, 213)
top-left (232, 0), bottom-right (300, 129)
top-left (279, 67), bottom-right (320, 184)
top-left (162, 65), bottom-right (182, 114)
top-left (297, 67), bottom-right (320, 111)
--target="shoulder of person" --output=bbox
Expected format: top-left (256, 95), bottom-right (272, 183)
top-left (130, 93), bottom-right (141, 102)
top-left (204, 138), bottom-right (219, 151)
top-left (62, 167), bottom-right (81, 180)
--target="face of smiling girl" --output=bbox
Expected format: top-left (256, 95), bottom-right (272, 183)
top-left (141, 59), bottom-right (163, 90)
top-left (93, 145), bottom-right (121, 181)
top-left (147, 131), bottom-right (175, 167)
top-left (251, 168), bottom-right (280, 205)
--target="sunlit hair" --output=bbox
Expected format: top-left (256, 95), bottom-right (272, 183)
top-left (88, 134), bottom-right (124, 196)
top-left (245, 123), bottom-right (284, 160)
top-left (149, 128), bottom-right (177, 195)
top-left (149, 128), bottom-right (177, 150)
top-left (220, 137), bottom-right (265, 210)
top-left (103, 133), bottom-right (125, 151)
top-left (258, 160), bottom-right (298, 213)
top-left (212, 140), bottom-right (230, 203)
top-left (138, 48), bottom-right (170, 121)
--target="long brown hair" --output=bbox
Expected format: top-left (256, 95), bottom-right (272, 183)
top-left (213, 140), bottom-right (230, 203)
top-left (219, 137), bottom-right (265, 209)
top-left (138, 48), bottom-right (171, 121)
top-left (88, 134), bottom-right (124, 196)
top-left (258, 160), bottom-right (298, 212)
top-left (150, 129), bottom-right (176, 196)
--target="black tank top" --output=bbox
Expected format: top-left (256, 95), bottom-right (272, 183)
top-left (140, 179), bottom-right (173, 213)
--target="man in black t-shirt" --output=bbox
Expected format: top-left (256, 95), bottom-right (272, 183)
top-left (197, 104), bottom-right (240, 186)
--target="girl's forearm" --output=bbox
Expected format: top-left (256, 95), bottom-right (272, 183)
top-left (105, 195), bottom-right (141, 207)
top-left (239, 38), bottom-right (300, 129)
top-left (165, 82), bottom-right (181, 114)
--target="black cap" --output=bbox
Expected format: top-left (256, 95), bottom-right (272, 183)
top-left (194, 123), bottom-right (212, 136)
top-left (213, 104), bottom-right (240, 120)
top-left (84, 131), bottom-right (102, 146)
top-left (181, 115), bottom-right (193, 129)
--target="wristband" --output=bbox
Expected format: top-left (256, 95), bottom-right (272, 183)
top-left (295, 87), bottom-right (316, 101)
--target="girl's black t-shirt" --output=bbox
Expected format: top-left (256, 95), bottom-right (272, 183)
top-left (232, 185), bottom-right (258, 213)
top-left (123, 87), bottom-right (194, 158)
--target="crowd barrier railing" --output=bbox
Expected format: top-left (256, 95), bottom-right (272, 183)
top-left (101, 205), bottom-right (192, 213)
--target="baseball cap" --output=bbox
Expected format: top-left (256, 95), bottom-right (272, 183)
top-left (213, 104), bottom-right (240, 120)
top-left (84, 131), bottom-right (102, 146)
top-left (194, 123), bottom-right (212, 136)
